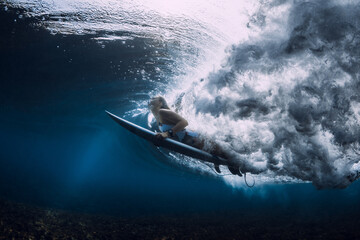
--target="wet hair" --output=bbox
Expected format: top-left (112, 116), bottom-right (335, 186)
top-left (151, 96), bottom-right (170, 109)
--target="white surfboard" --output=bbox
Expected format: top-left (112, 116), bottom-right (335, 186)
top-left (105, 111), bottom-right (229, 166)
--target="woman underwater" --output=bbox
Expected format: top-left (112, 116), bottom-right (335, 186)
top-left (148, 96), bottom-right (243, 176)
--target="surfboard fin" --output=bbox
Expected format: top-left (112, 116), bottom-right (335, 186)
top-left (228, 165), bottom-right (243, 177)
top-left (214, 164), bottom-right (221, 173)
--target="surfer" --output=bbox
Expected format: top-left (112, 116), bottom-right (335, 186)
top-left (148, 96), bottom-right (243, 176)
top-left (148, 96), bottom-right (200, 147)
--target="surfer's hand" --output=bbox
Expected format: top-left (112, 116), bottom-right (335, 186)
top-left (156, 132), bottom-right (169, 139)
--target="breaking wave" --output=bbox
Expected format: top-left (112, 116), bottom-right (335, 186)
top-left (167, 0), bottom-right (360, 189)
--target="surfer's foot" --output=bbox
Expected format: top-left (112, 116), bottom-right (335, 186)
top-left (214, 164), bottom-right (221, 174)
top-left (228, 166), bottom-right (242, 177)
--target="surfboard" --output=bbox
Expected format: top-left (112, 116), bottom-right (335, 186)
top-left (105, 110), bottom-right (229, 166)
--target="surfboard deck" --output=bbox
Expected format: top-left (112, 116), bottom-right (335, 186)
top-left (105, 110), bottom-right (229, 166)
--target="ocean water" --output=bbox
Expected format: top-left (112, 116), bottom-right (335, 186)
top-left (1, 0), bottom-right (360, 219)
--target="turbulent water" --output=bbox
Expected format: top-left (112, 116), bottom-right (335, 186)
top-left (168, 1), bottom-right (360, 189)
top-left (153, 0), bottom-right (360, 189)
top-left (2, 0), bottom-right (360, 217)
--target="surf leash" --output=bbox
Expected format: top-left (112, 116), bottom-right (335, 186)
top-left (205, 163), bottom-right (256, 187)
top-left (244, 172), bottom-right (255, 188)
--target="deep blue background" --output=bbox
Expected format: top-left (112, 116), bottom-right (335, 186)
top-left (1, 6), bottom-right (360, 221)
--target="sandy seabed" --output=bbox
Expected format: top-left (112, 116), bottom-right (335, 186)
top-left (0, 198), bottom-right (359, 240)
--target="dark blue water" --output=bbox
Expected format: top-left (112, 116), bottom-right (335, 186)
top-left (1, 4), bottom-right (360, 222)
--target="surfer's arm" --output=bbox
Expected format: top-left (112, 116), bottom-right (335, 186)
top-left (171, 118), bottom-right (188, 134)
top-left (158, 109), bottom-right (188, 137)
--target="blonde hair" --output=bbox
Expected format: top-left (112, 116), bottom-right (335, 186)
top-left (151, 96), bottom-right (170, 109)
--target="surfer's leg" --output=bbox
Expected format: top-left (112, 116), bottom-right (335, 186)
top-left (207, 141), bottom-right (229, 159)
top-left (182, 135), bottom-right (204, 149)
top-left (207, 142), bottom-right (243, 176)
top-left (184, 136), bottom-right (241, 176)
top-left (182, 136), bottom-right (221, 173)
